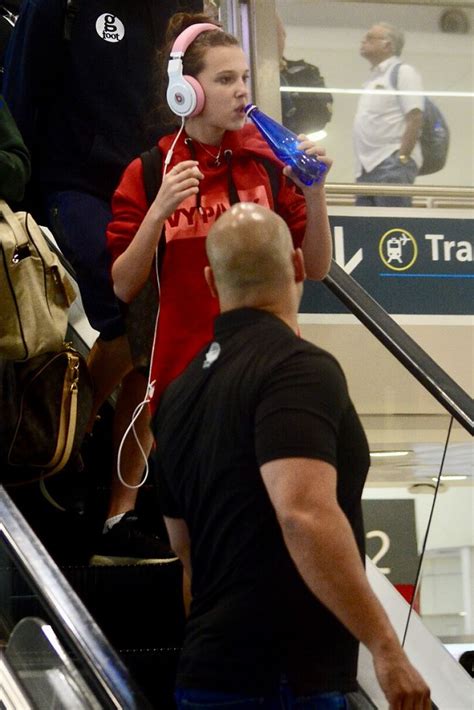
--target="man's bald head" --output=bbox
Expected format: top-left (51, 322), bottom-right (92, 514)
top-left (206, 203), bottom-right (298, 307)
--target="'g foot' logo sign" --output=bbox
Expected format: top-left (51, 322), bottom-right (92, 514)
top-left (96, 14), bottom-right (125, 43)
top-left (379, 228), bottom-right (418, 271)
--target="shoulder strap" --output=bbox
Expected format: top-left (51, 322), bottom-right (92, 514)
top-left (140, 146), bottom-right (165, 275)
top-left (140, 146), bottom-right (163, 207)
top-left (256, 156), bottom-right (280, 208)
top-left (389, 62), bottom-right (403, 90)
top-left (389, 62), bottom-right (406, 117)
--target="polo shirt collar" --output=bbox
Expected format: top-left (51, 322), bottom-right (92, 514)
top-left (371, 55), bottom-right (399, 78)
top-left (214, 307), bottom-right (293, 339)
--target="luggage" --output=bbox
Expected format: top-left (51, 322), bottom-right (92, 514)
top-left (2, 343), bottom-right (93, 485)
top-left (0, 199), bottom-right (92, 485)
top-left (0, 199), bottom-right (76, 361)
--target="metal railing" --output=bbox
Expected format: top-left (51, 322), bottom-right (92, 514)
top-left (324, 261), bottom-right (474, 436)
top-left (325, 183), bottom-right (474, 208)
top-left (0, 490), bottom-right (152, 710)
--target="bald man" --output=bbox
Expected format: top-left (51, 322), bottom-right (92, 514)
top-left (154, 203), bottom-right (430, 709)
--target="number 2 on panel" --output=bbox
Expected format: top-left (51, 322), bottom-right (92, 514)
top-left (366, 530), bottom-right (391, 575)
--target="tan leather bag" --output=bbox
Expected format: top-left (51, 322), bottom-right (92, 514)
top-left (0, 200), bottom-right (76, 361)
top-left (2, 344), bottom-right (93, 486)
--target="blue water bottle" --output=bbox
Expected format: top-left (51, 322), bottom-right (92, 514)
top-left (245, 103), bottom-right (327, 186)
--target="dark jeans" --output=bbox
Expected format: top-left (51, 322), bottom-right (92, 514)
top-left (46, 190), bottom-right (125, 340)
top-left (175, 686), bottom-right (348, 709)
top-left (356, 151), bottom-right (418, 207)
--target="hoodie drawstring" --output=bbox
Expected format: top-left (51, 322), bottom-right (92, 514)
top-left (224, 149), bottom-right (240, 206)
top-left (183, 139), bottom-right (241, 211)
top-left (184, 138), bottom-right (202, 212)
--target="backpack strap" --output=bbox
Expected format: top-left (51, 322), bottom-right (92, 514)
top-left (139, 145), bottom-right (166, 274)
top-left (122, 147), bottom-right (163, 374)
top-left (389, 61), bottom-right (403, 91)
top-left (389, 62), bottom-right (409, 118)
top-left (140, 145), bottom-right (163, 207)
top-left (256, 156), bottom-right (281, 208)
top-left (389, 62), bottom-right (426, 116)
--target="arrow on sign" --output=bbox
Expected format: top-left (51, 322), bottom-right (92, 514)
top-left (333, 226), bottom-right (363, 274)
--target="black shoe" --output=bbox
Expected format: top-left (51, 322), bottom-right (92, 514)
top-left (89, 511), bottom-right (178, 566)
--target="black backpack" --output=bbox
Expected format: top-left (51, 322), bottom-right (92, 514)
top-left (280, 58), bottom-right (333, 135)
top-left (390, 63), bottom-right (449, 176)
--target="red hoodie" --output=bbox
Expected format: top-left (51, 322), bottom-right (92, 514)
top-left (107, 124), bottom-right (307, 412)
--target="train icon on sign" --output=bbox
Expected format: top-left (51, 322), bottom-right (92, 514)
top-left (379, 228), bottom-right (418, 271)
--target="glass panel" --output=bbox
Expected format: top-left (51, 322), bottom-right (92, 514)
top-left (299, 310), bottom-right (474, 667)
top-left (5, 617), bottom-right (100, 709)
top-left (415, 420), bottom-right (474, 667)
top-left (276, 1), bottom-right (474, 193)
top-left (0, 514), bottom-right (150, 709)
top-left (273, 1), bottom-right (473, 403)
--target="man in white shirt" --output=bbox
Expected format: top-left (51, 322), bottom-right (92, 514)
top-left (353, 23), bottom-right (424, 207)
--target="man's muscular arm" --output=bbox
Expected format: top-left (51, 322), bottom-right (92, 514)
top-left (261, 457), bottom-right (430, 709)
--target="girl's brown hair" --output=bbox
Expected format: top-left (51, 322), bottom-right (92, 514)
top-left (153, 12), bottom-right (240, 128)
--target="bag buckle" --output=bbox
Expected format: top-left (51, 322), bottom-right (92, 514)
top-left (11, 244), bottom-right (31, 264)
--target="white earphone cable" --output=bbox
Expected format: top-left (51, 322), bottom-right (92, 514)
top-left (116, 118), bottom-right (185, 489)
top-left (164, 117), bottom-right (185, 171)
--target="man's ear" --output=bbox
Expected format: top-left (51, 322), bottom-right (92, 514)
top-left (204, 265), bottom-right (218, 298)
top-left (292, 248), bottom-right (306, 284)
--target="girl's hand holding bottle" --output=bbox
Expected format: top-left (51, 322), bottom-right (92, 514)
top-left (282, 135), bottom-right (333, 192)
top-left (245, 104), bottom-right (332, 189)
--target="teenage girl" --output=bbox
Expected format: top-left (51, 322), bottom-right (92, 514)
top-left (107, 12), bottom-right (333, 414)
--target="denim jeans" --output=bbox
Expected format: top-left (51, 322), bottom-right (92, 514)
top-left (356, 151), bottom-right (418, 207)
top-left (46, 190), bottom-right (125, 340)
top-left (175, 686), bottom-right (348, 709)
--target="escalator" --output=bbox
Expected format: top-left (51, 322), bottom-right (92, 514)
top-left (0, 487), bottom-right (152, 709)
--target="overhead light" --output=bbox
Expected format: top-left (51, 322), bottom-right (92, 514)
top-left (306, 129), bottom-right (327, 142)
top-left (431, 475), bottom-right (468, 481)
top-left (370, 450), bottom-right (411, 458)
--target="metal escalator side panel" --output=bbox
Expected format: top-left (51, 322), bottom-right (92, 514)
top-left (357, 557), bottom-right (472, 709)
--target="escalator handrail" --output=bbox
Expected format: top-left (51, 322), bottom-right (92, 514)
top-left (324, 261), bottom-right (473, 435)
top-left (0, 488), bottom-right (152, 710)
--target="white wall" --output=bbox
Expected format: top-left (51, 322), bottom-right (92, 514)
top-left (363, 486), bottom-right (474, 637)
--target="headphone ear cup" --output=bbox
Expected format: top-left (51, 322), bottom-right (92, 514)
top-left (167, 76), bottom-right (198, 117)
top-left (183, 75), bottom-right (205, 117)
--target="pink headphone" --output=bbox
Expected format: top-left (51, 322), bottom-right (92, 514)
top-left (167, 22), bottom-right (222, 118)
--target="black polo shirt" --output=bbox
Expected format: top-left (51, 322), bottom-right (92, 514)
top-left (154, 308), bottom-right (370, 695)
